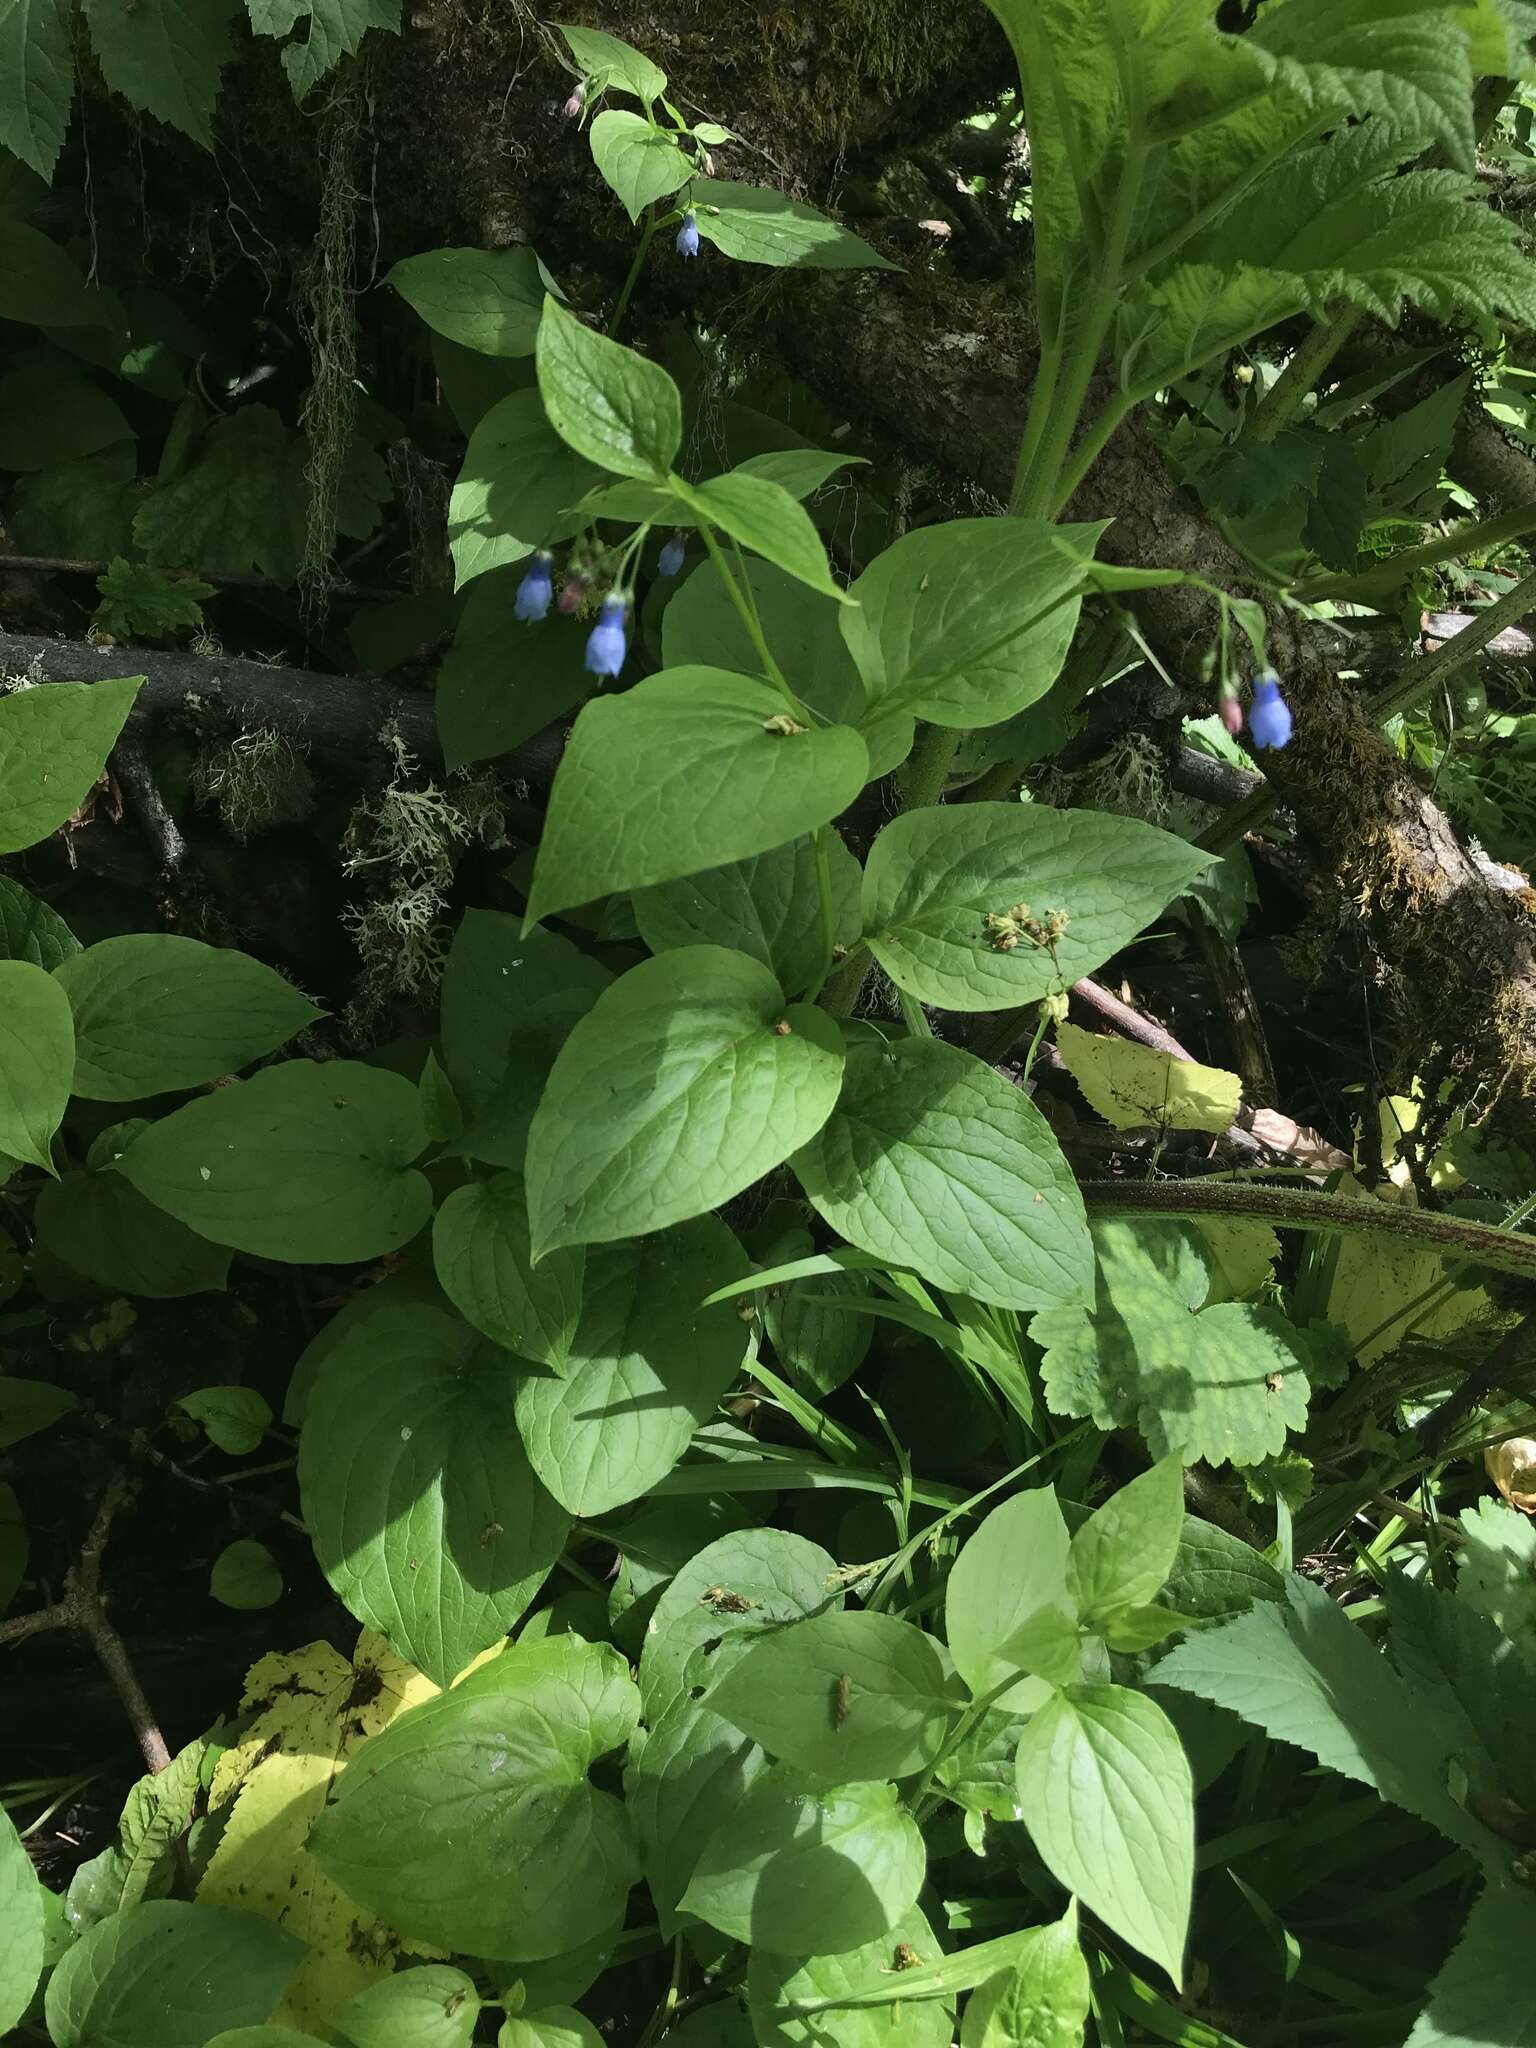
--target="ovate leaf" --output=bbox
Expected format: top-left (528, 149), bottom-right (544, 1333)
top-left (558, 21), bottom-right (666, 103)
top-left (432, 1173), bottom-right (583, 1366)
top-left (0, 1374), bottom-right (75, 1448)
top-left (0, 874), bottom-right (78, 968)
top-left (0, 676), bottom-right (141, 854)
top-left (526, 947), bottom-right (844, 1253)
top-left (436, 579), bottom-right (590, 768)
top-left (961, 1910), bottom-right (1089, 2048)
top-left (118, 1061), bottom-right (431, 1263)
top-left (0, 0), bottom-right (73, 177)
top-left (45, 1901), bottom-right (302, 2048)
top-left (1057, 1022), bottom-right (1241, 1135)
top-left (309, 1636), bottom-right (642, 1961)
top-left (211, 1538), bottom-right (283, 1610)
top-left (536, 295), bottom-right (680, 480)
top-left (526, 669), bottom-right (868, 928)
top-left (1014, 1685), bottom-right (1193, 1988)
top-left (792, 1038), bottom-right (1093, 1313)
top-left (338, 1965), bottom-right (480, 2048)
top-left (514, 1216), bottom-right (750, 1515)
top-left (387, 245), bottom-right (548, 356)
top-left (709, 1610), bottom-right (958, 1782)
top-left (299, 1303), bottom-right (568, 1683)
top-left (447, 387), bottom-right (600, 589)
top-left (639, 1525), bottom-right (840, 1714)
top-left (590, 109), bottom-right (692, 220)
top-left (946, 1487), bottom-right (1072, 1716)
top-left (680, 1768), bottom-right (925, 1955)
top-left (672, 471), bottom-right (847, 601)
top-left (861, 804), bottom-right (1213, 1013)
top-left (0, 1805), bottom-right (43, 2034)
top-left (626, 1690), bottom-right (769, 1935)
top-left (748, 1907), bottom-right (953, 2048)
top-left (35, 1152), bottom-right (233, 1298)
top-left (690, 179), bottom-right (897, 270)
top-left (1067, 1458), bottom-right (1185, 1624)
top-left (634, 833), bottom-right (862, 1000)
top-left (54, 935), bottom-right (322, 1100)
top-left (0, 959), bottom-right (72, 1170)
top-left (65, 1735), bottom-right (209, 1931)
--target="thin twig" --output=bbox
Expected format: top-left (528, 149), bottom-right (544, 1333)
top-left (112, 733), bottom-right (188, 877)
top-left (0, 551), bottom-right (395, 601)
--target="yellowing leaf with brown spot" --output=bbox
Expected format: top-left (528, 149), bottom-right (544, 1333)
top-left (197, 1628), bottom-right (441, 2033)
top-left (1057, 1021), bottom-right (1241, 1135)
top-left (1325, 1174), bottom-right (1492, 1368)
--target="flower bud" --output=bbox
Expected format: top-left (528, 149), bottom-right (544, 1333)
top-left (557, 573), bottom-right (588, 615)
top-left (563, 83), bottom-right (586, 120)
top-left (1219, 686), bottom-right (1244, 737)
top-left (657, 531), bottom-right (687, 577)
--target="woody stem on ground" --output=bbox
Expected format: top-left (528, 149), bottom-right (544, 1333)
top-left (0, 1472), bottom-right (171, 1774)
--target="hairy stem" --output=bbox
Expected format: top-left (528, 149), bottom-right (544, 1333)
top-left (1247, 305), bottom-right (1364, 445)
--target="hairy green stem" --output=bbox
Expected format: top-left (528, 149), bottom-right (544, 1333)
top-left (1246, 305), bottom-right (1364, 444)
top-left (901, 723), bottom-right (962, 810)
top-left (1295, 501), bottom-right (1536, 602)
top-left (607, 217), bottom-right (659, 338)
top-left (1081, 1179), bottom-right (1536, 1281)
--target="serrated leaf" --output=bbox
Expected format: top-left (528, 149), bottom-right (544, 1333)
top-left (690, 178), bottom-right (898, 270)
top-left (0, 0), bottom-right (73, 179)
top-left (1159, 1518), bottom-right (1285, 1628)
top-left (54, 934), bottom-right (321, 1100)
top-left (433, 1173), bottom-right (583, 1366)
top-left (946, 1488), bottom-right (1072, 1716)
top-left (589, 108), bottom-right (692, 220)
top-left (0, 676), bottom-right (141, 853)
top-left (1032, 1219), bottom-right (1311, 1469)
top-left (1057, 1022), bottom-right (1241, 1134)
top-left (841, 520), bottom-right (1101, 727)
top-left (135, 406), bottom-right (308, 582)
top-left (0, 958), bottom-right (72, 1170)
top-left (708, 1610), bottom-right (959, 1782)
top-left (792, 1037), bottom-right (1093, 1314)
top-left (310, 1636), bottom-right (642, 1961)
top-left (197, 1631), bottom-right (440, 2032)
top-left (46, 1901), bottom-right (302, 2048)
top-left (387, 245), bottom-right (548, 356)
top-left (93, 557), bottom-right (215, 638)
top-left (681, 1768), bottom-right (925, 1955)
top-left (536, 295), bottom-right (680, 480)
top-left (1015, 1684), bottom-right (1192, 1987)
top-left (526, 947), bottom-right (844, 1253)
top-left (445, 387), bottom-right (600, 589)
top-left (299, 1303), bottom-right (568, 1683)
top-left (557, 21), bottom-right (666, 103)
top-left (1405, 1884), bottom-right (1536, 2048)
top-left (861, 804), bottom-right (1211, 1012)
top-left (672, 470), bottom-right (847, 601)
top-left (249, 0), bottom-right (401, 102)
top-left (514, 1215), bottom-right (750, 1515)
top-left (118, 1060), bottom-right (431, 1263)
top-left (65, 1735), bottom-right (209, 1933)
top-left (526, 668), bottom-right (868, 929)
top-left (82, 0), bottom-right (239, 145)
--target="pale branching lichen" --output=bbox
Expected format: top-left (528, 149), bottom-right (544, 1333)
top-left (191, 727), bottom-right (317, 839)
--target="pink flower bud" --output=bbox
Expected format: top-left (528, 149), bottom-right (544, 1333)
top-left (563, 84), bottom-right (586, 120)
top-left (1219, 690), bottom-right (1244, 736)
top-left (557, 574), bottom-right (588, 615)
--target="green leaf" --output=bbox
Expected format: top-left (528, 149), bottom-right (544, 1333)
top-left (589, 109), bottom-right (692, 220)
top-left (93, 558), bottom-right (215, 639)
top-left (961, 1911), bottom-right (1089, 2048)
top-left (53, 935), bottom-right (321, 1100)
top-left (708, 1609), bottom-right (958, 1782)
top-left (635, 833), bottom-right (861, 1000)
top-left (0, 1805), bottom-right (43, 2034)
top-left (299, 1303), bottom-right (568, 1684)
top-left (118, 1060), bottom-right (431, 1263)
top-left (861, 803), bottom-right (1213, 1012)
top-left (671, 472), bottom-right (847, 601)
top-left (1067, 1458), bottom-right (1185, 1626)
top-left (1405, 1884), bottom-right (1536, 2048)
top-left (433, 1174), bottom-right (584, 1366)
top-left (792, 1038), bottom-right (1093, 1313)
top-left (841, 520), bottom-right (1101, 727)
top-left (525, 668), bottom-right (868, 929)
top-left (0, 0), bottom-right (73, 178)
top-left (337, 1964), bottom-right (480, 2048)
top-left (1032, 1220), bottom-right (1312, 1469)
top-left (762, 1264), bottom-right (872, 1397)
top-left (135, 407), bottom-right (308, 582)
top-left (177, 1384), bottom-right (271, 1453)
top-left (749, 1907), bottom-right (953, 2048)
top-left (0, 958), bottom-right (72, 1170)
top-left (498, 2009), bottom-right (603, 2048)
top-left (8, 447), bottom-right (141, 560)
top-left (65, 1734), bottom-right (209, 1931)
top-left (210, 1537), bottom-right (282, 1610)
top-left (0, 1376), bottom-right (71, 1449)
top-left (0, 875), bottom-right (78, 969)
top-left (436, 578), bottom-right (590, 767)
top-left (639, 1525), bottom-right (839, 1714)
top-left (0, 217), bottom-right (103, 326)
top-left (1014, 1685), bottom-right (1193, 1988)
top-left (248, 0), bottom-right (401, 101)
top-left (690, 178), bottom-right (897, 269)
top-left (82, 0), bottom-right (239, 146)
top-left (446, 387), bottom-right (600, 589)
top-left (557, 21), bottom-right (666, 103)
top-left (946, 1487), bottom-right (1072, 1716)
top-left (536, 296), bottom-right (681, 480)
top-left (661, 556), bottom-right (909, 779)
top-left (1155, 1575), bottom-right (1496, 1859)
top-left (526, 947), bottom-right (844, 1253)
top-left (0, 358), bottom-right (131, 469)
top-left (514, 1216), bottom-right (750, 1514)
top-left (45, 1899), bottom-right (303, 2048)
top-left (682, 1769), bottom-right (925, 1955)
top-left (309, 1636), bottom-right (641, 1960)
top-left (1384, 1573), bottom-right (1536, 1813)
top-left (1158, 1518), bottom-right (1286, 1628)
top-left (387, 245), bottom-right (548, 356)
top-left (35, 1148), bottom-right (233, 1298)
top-left (0, 676), bottom-right (141, 854)
top-left (625, 1689), bottom-right (769, 1934)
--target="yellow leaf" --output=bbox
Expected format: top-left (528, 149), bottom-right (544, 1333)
top-left (1325, 1174), bottom-right (1491, 1367)
top-left (1057, 1021), bottom-right (1241, 1135)
top-left (198, 1628), bottom-right (440, 2033)
top-left (1193, 1218), bottom-right (1281, 1303)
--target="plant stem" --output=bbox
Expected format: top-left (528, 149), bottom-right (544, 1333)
top-left (1080, 1179), bottom-right (1536, 1281)
top-left (1247, 305), bottom-right (1364, 444)
top-left (1294, 501), bottom-right (1536, 602)
top-left (901, 724), bottom-right (961, 809)
top-left (693, 521), bottom-right (807, 718)
top-left (821, 949), bottom-right (873, 1018)
top-left (607, 217), bottom-right (658, 338)
top-left (805, 825), bottom-right (837, 1005)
